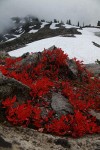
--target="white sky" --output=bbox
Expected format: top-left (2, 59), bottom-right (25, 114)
top-left (0, 0), bottom-right (100, 33)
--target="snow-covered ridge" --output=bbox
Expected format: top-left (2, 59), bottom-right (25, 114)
top-left (1, 17), bottom-right (100, 44)
top-left (0, 19), bottom-right (81, 43)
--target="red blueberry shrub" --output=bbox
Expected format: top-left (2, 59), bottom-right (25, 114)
top-left (0, 48), bottom-right (100, 138)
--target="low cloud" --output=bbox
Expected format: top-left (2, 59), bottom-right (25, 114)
top-left (0, 0), bottom-right (100, 33)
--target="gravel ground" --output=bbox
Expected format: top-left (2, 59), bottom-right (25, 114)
top-left (0, 124), bottom-right (100, 150)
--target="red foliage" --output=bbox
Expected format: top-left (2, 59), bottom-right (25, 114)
top-left (0, 48), bottom-right (100, 138)
top-left (30, 77), bottom-right (54, 98)
top-left (69, 110), bottom-right (100, 137)
top-left (2, 96), bottom-right (16, 108)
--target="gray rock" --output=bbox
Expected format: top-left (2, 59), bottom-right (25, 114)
top-left (0, 71), bottom-right (31, 102)
top-left (20, 52), bottom-right (42, 66)
top-left (51, 92), bottom-right (73, 116)
top-left (67, 59), bottom-right (78, 79)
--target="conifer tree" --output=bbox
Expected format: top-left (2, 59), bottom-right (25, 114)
top-left (78, 21), bottom-right (80, 27)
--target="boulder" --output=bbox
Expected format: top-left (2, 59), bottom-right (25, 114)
top-left (51, 92), bottom-right (73, 116)
top-left (0, 71), bottom-right (31, 102)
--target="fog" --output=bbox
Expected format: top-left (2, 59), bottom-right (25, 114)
top-left (0, 0), bottom-right (100, 33)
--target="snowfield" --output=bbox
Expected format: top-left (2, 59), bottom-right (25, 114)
top-left (29, 29), bottom-right (38, 33)
top-left (63, 24), bottom-right (79, 29)
top-left (40, 22), bottom-right (49, 28)
top-left (9, 27), bottom-right (100, 64)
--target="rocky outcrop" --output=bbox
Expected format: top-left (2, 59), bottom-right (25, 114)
top-left (0, 124), bottom-right (100, 150)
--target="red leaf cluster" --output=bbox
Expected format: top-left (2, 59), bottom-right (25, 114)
top-left (0, 48), bottom-right (100, 138)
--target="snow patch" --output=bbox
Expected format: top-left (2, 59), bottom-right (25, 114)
top-left (40, 22), bottom-right (48, 28)
top-left (63, 24), bottom-right (78, 29)
top-left (29, 29), bottom-right (38, 33)
top-left (9, 27), bottom-right (100, 64)
top-left (50, 23), bottom-right (59, 29)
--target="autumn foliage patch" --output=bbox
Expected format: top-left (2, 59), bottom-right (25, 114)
top-left (0, 48), bottom-right (100, 138)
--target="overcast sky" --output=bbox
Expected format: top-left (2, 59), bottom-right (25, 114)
top-left (0, 0), bottom-right (100, 33)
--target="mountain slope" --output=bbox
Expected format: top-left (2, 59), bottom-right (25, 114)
top-left (0, 16), bottom-right (81, 52)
